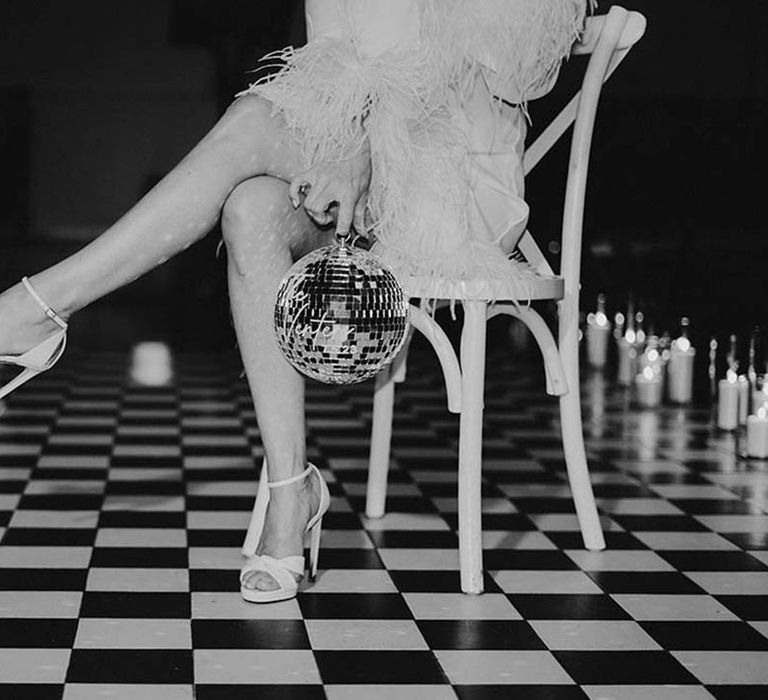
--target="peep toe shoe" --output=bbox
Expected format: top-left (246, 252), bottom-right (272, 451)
top-left (240, 461), bottom-right (330, 604)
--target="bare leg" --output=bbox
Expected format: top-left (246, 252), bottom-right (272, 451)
top-left (0, 95), bottom-right (303, 355)
top-left (222, 176), bottom-right (332, 592)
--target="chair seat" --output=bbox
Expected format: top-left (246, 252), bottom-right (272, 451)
top-left (400, 262), bottom-right (565, 302)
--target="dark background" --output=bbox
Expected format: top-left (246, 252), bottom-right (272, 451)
top-left (1, 0), bottom-right (767, 362)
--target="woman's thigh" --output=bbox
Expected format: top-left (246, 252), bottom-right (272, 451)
top-left (206, 94), bottom-right (310, 185)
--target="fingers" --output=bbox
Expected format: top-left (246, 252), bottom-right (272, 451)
top-left (352, 194), bottom-right (368, 235)
top-left (288, 176), bottom-right (310, 209)
top-left (335, 198), bottom-right (355, 237)
top-left (303, 185), bottom-right (335, 226)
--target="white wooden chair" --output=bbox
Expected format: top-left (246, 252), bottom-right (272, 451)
top-left (365, 6), bottom-right (647, 595)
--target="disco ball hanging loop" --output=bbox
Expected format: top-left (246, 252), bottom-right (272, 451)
top-left (273, 232), bottom-right (409, 384)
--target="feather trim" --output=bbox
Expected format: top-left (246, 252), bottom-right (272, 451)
top-left (239, 0), bottom-right (593, 298)
top-left (421, 0), bottom-right (596, 106)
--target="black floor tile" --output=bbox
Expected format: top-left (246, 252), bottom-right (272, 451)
top-left (553, 650), bottom-right (699, 685)
top-left (641, 621), bottom-right (768, 650)
top-left (97, 511), bottom-right (186, 528)
top-left (16, 495), bottom-right (103, 511)
top-left (1, 528), bottom-right (96, 546)
top-left (0, 569), bottom-right (87, 591)
top-left (610, 515), bottom-right (709, 532)
top-left (89, 547), bottom-right (188, 568)
top-left (66, 649), bottom-right (193, 683)
top-left (507, 595), bottom-right (630, 620)
top-left (79, 592), bottom-right (190, 618)
top-left (196, 686), bottom-right (326, 700)
top-left (314, 650), bottom-right (447, 684)
top-left (417, 620), bottom-right (546, 650)
top-left (722, 532), bottom-right (768, 550)
top-left (185, 496), bottom-right (253, 511)
top-left (546, 531), bottom-right (648, 550)
top-left (455, 686), bottom-right (588, 700)
top-left (716, 595), bottom-right (768, 621)
top-left (708, 686), bottom-right (768, 700)
top-left (187, 530), bottom-right (243, 548)
top-left (0, 619), bottom-right (77, 648)
top-left (190, 569), bottom-right (238, 592)
top-left (313, 548), bottom-right (384, 570)
top-left (669, 499), bottom-right (767, 515)
top-left (192, 620), bottom-right (310, 649)
top-left (367, 531), bottom-right (459, 548)
top-left (298, 593), bottom-right (412, 619)
top-left (658, 550), bottom-right (768, 571)
top-left (483, 550), bottom-right (578, 571)
top-left (442, 513), bottom-right (537, 531)
top-left (586, 572), bottom-right (705, 594)
top-left (389, 571), bottom-right (502, 594)
top-left (0, 685), bottom-right (64, 700)
top-left (105, 481), bottom-right (184, 496)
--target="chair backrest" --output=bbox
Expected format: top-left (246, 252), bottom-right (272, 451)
top-left (515, 6), bottom-right (647, 281)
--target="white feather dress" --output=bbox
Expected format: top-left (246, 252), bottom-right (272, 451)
top-left (242, 0), bottom-right (592, 296)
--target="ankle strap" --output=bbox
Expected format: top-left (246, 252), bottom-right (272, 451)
top-left (22, 277), bottom-right (68, 330)
top-left (268, 464), bottom-right (314, 489)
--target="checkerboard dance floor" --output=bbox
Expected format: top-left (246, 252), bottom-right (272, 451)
top-left (1, 341), bottom-right (768, 700)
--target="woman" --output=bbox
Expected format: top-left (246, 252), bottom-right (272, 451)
top-left (0, 0), bottom-right (592, 603)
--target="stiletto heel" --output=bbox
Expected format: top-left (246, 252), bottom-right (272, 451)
top-left (308, 517), bottom-right (323, 582)
top-left (240, 460), bottom-right (330, 603)
top-left (0, 277), bottom-right (68, 401)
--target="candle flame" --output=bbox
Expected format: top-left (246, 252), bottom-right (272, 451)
top-left (726, 368), bottom-right (738, 383)
top-left (647, 349), bottom-right (659, 362)
top-left (675, 337), bottom-right (691, 353)
top-left (758, 405), bottom-right (768, 420)
top-left (595, 312), bottom-right (608, 328)
top-left (642, 366), bottom-right (655, 380)
top-left (625, 329), bottom-right (636, 344)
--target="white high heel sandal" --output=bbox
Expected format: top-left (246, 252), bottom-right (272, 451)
top-left (240, 461), bottom-right (330, 604)
top-left (0, 277), bottom-right (68, 401)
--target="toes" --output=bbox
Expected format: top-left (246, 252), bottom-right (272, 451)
top-left (242, 570), bottom-right (279, 591)
top-left (241, 569), bottom-right (304, 590)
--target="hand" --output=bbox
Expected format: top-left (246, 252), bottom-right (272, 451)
top-left (289, 140), bottom-right (371, 236)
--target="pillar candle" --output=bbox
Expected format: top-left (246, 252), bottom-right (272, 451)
top-left (587, 319), bottom-right (611, 368)
top-left (753, 384), bottom-right (768, 415)
top-left (717, 372), bottom-right (740, 431)
top-left (617, 336), bottom-right (637, 386)
top-left (636, 366), bottom-right (662, 408)
top-left (746, 406), bottom-right (768, 458)
top-left (668, 340), bottom-right (695, 404)
top-left (738, 375), bottom-right (750, 425)
top-left (130, 342), bottom-right (174, 386)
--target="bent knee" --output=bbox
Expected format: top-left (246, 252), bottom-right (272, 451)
top-left (222, 177), bottom-right (288, 231)
top-left (222, 177), bottom-right (290, 274)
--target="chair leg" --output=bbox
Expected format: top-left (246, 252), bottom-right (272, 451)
top-left (366, 364), bottom-right (396, 518)
top-left (458, 301), bottom-right (487, 594)
top-left (559, 305), bottom-right (606, 551)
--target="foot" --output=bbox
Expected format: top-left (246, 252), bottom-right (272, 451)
top-left (241, 467), bottom-right (323, 592)
top-left (0, 281), bottom-right (68, 356)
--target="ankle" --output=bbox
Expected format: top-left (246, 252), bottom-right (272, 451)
top-left (266, 457), bottom-right (310, 484)
top-left (0, 282), bottom-right (68, 355)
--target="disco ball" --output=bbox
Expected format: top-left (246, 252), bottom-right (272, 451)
top-left (274, 240), bottom-right (409, 384)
